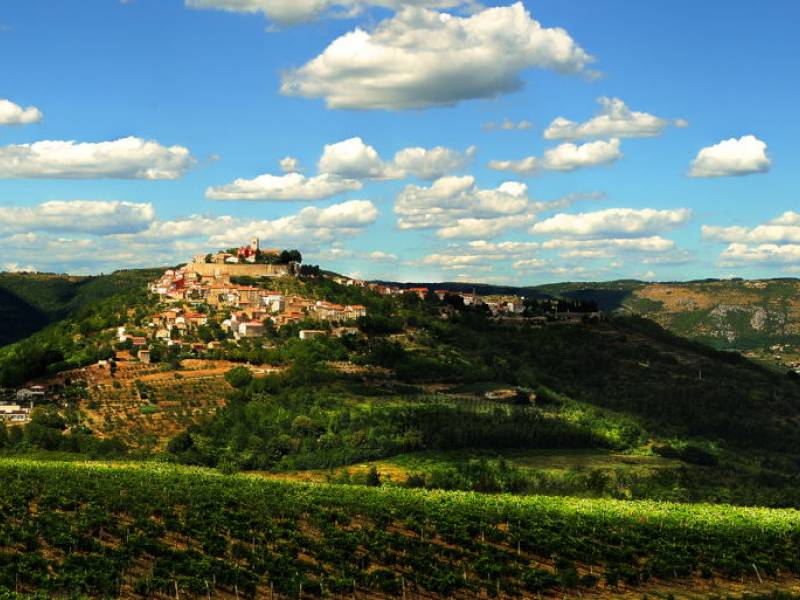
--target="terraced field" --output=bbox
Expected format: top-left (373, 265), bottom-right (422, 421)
top-left (84, 375), bottom-right (230, 449)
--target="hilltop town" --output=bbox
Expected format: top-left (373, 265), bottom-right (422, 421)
top-left (143, 238), bottom-right (369, 354)
top-left (3, 240), bottom-right (582, 433)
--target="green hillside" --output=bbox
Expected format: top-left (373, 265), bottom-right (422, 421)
top-left (3, 268), bottom-right (800, 597)
top-left (399, 277), bottom-right (800, 368)
top-left (0, 269), bottom-right (164, 347)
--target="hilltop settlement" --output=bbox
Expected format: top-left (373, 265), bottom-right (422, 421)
top-left (0, 240), bottom-right (597, 433)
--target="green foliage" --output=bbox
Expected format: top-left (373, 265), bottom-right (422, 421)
top-left (1, 459), bottom-right (799, 598)
top-left (365, 465), bottom-right (381, 487)
top-left (169, 378), bottom-right (610, 472)
top-left (0, 269), bottom-right (163, 347)
top-left (0, 271), bottom-right (158, 386)
top-left (224, 366), bottom-right (253, 388)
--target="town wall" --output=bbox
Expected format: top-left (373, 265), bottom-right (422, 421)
top-left (186, 262), bottom-right (292, 278)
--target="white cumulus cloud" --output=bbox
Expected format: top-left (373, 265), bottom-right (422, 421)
top-left (703, 213), bottom-right (800, 244)
top-left (280, 3), bottom-right (595, 109)
top-left (319, 136), bottom-right (475, 180)
top-left (208, 199), bottom-right (379, 245)
top-left (206, 172), bottom-right (361, 201)
top-left (0, 200), bottom-right (155, 235)
top-left (185, 0), bottom-right (467, 26)
top-left (543, 97), bottom-right (684, 140)
top-left (720, 243), bottom-right (800, 266)
top-left (280, 156), bottom-right (302, 173)
top-left (541, 138), bottom-right (622, 171)
top-left (487, 156), bottom-right (539, 176)
top-left (392, 145), bottom-right (475, 180)
top-left (0, 137), bottom-right (194, 179)
top-left (0, 99), bottom-right (43, 125)
top-left (368, 251), bottom-right (398, 261)
top-left (318, 137), bottom-right (402, 180)
top-left (531, 207), bottom-right (691, 238)
top-left (438, 215), bottom-right (534, 240)
top-left (395, 176), bottom-right (529, 232)
top-left (689, 135), bottom-right (771, 177)
top-left (542, 236), bottom-right (675, 253)
top-left (489, 138), bottom-right (622, 175)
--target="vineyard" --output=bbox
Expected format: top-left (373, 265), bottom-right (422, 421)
top-left (1, 459), bottom-right (799, 599)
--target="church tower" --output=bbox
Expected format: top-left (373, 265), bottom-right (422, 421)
top-left (250, 237), bottom-right (259, 253)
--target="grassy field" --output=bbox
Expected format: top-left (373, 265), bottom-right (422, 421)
top-left (1, 457), bottom-right (799, 599)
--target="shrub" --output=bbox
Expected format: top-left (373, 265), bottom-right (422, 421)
top-left (224, 366), bottom-right (253, 389)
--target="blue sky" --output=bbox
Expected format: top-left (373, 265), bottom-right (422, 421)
top-left (0, 0), bottom-right (798, 283)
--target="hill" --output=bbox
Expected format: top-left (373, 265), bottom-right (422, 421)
top-left (3, 262), bottom-right (800, 598)
top-left (0, 269), bottom-right (165, 347)
top-left (391, 278), bottom-right (800, 370)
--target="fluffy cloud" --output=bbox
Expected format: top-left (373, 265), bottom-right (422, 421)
top-left (511, 257), bottom-right (548, 270)
top-left (206, 172), bottom-right (361, 201)
top-left (0, 137), bottom-right (194, 179)
top-left (420, 239), bottom-right (541, 267)
top-left (437, 215), bottom-right (534, 240)
top-left (0, 99), bottom-right (43, 125)
top-left (127, 215), bottom-right (238, 240)
top-left (543, 97), bottom-right (685, 140)
top-left (541, 138), bottom-right (622, 171)
top-left (392, 145), bottom-right (475, 180)
top-left (280, 156), bottom-right (302, 173)
top-left (280, 3), bottom-right (595, 109)
top-left (297, 199), bottom-right (378, 227)
top-left (488, 156), bottom-right (539, 176)
top-left (531, 207), bottom-right (691, 238)
top-left (1, 199), bottom-right (379, 274)
top-left (395, 176), bottom-right (529, 233)
top-left (703, 212), bottom-right (800, 269)
top-left (318, 137), bottom-right (402, 179)
top-left (542, 236), bottom-right (675, 253)
top-left (720, 243), bottom-right (800, 266)
top-left (702, 212), bottom-right (800, 244)
top-left (689, 135), bottom-right (771, 177)
top-left (209, 138), bottom-right (474, 201)
top-left (185, 0), bottom-right (466, 26)
top-left (467, 240), bottom-right (539, 253)
top-left (115, 200), bottom-right (378, 246)
top-left (408, 239), bottom-right (541, 277)
top-left (319, 137), bottom-right (474, 180)
top-left (186, 0), bottom-right (334, 25)
top-left (396, 180), bottom-right (604, 239)
top-left (483, 118), bottom-right (534, 132)
top-left (489, 138), bottom-right (622, 174)
top-left (368, 251), bottom-right (398, 261)
top-left (0, 200), bottom-right (155, 235)
top-left (421, 253), bottom-right (502, 269)
top-left (208, 199), bottom-right (379, 245)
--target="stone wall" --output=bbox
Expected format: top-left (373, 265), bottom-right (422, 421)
top-left (186, 262), bottom-right (292, 278)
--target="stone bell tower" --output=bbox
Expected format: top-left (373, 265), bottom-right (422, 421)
top-left (250, 237), bottom-right (259, 252)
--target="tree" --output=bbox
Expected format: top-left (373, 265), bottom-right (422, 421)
top-left (24, 407), bottom-right (67, 451)
top-left (280, 249), bottom-right (302, 264)
top-left (225, 366), bottom-right (253, 389)
top-left (366, 465), bottom-right (382, 487)
top-left (300, 264), bottom-right (321, 277)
